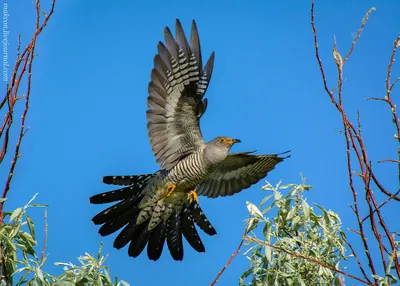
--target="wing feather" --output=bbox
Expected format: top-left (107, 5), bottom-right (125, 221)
top-left (197, 152), bottom-right (290, 198)
top-left (190, 21), bottom-right (202, 77)
top-left (147, 20), bottom-right (214, 170)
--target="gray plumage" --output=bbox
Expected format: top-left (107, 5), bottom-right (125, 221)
top-left (147, 20), bottom-right (214, 171)
top-left (90, 19), bottom-right (289, 261)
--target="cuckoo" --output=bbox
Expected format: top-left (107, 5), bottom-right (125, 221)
top-left (90, 19), bottom-right (289, 261)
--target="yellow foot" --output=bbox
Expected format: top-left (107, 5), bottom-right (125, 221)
top-left (166, 184), bottom-right (176, 197)
top-left (187, 190), bottom-right (198, 204)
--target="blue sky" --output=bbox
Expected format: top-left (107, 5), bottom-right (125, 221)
top-left (4, 0), bottom-right (399, 285)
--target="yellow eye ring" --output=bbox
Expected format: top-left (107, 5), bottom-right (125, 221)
top-left (219, 137), bottom-right (226, 143)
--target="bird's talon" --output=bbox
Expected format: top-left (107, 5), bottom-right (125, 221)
top-left (187, 190), bottom-right (198, 204)
top-left (166, 185), bottom-right (176, 197)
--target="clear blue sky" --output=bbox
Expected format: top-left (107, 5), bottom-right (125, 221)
top-left (4, 0), bottom-right (399, 285)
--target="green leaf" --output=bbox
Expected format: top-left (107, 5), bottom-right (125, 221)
top-left (241, 177), bottom-right (346, 285)
top-left (11, 266), bottom-right (30, 277)
top-left (286, 206), bottom-right (297, 220)
top-left (26, 214), bottom-right (36, 240)
top-left (30, 204), bottom-right (49, 207)
top-left (0, 231), bottom-right (17, 251)
top-left (20, 231), bottom-right (37, 245)
top-left (291, 216), bottom-right (301, 227)
top-left (240, 268), bottom-right (254, 284)
top-left (284, 262), bottom-right (295, 273)
top-left (265, 245), bottom-right (272, 263)
top-left (18, 231), bottom-right (37, 257)
top-left (246, 201), bottom-right (264, 219)
top-left (302, 200), bottom-right (310, 220)
top-left (386, 273), bottom-right (397, 284)
top-left (273, 191), bottom-right (282, 202)
top-left (303, 185), bottom-right (313, 191)
top-left (247, 218), bottom-right (259, 232)
top-left (262, 201), bottom-right (276, 215)
top-left (263, 222), bottom-right (271, 240)
top-left (35, 267), bottom-right (44, 281)
top-left (10, 207), bottom-right (23, 222)
top-left (260, 194), bottom-right (273, 207)
top-left (16, 271), bottom-right (30, 286)
top-left (278, 183), bottom-right (297, 189)
top-left (53, 282), bottom-right (75, 286)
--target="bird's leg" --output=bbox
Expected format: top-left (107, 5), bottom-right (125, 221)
top-left (166, 184), bottom-right (176, 197)
top-left (187, 190), bottom-right (198, 204)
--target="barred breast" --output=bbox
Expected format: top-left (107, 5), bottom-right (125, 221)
top-left (166, 149), bottom-right (211, 189)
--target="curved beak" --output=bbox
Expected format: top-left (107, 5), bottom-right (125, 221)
top-left (228, 138), bottom-right (241, 145)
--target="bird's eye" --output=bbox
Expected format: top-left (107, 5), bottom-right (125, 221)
top-left (219, 138), bottom-right (226, 143)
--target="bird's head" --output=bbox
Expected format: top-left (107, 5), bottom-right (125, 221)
top-left (205, 136), bottom-right (241, 164)
top-left (213, 136), bottom-right (241, 149)
top-left (207, 136), bottom-right (240, 156)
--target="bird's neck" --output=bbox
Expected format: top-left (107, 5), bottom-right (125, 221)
top-left (203, 145), bottom-right (228, 167)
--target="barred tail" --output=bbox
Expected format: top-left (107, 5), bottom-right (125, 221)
top-left (164, 201), bottom-right (217, 261)
top-left (90, 174), bottom-right (152, 237)
top-left (90, 174), bottom-right (216, 261)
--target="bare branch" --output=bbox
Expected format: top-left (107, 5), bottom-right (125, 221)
top-left (41, 209), bottom-right (48, 264)
top-left (342, 8), bottom-right (376, 64)
top-left (0, 0), bottom-right (56, 213)
top-left (311, 0), bottom-right (400, 282)
top-left (210, 215), bottom-right (252, 286)
top-left (0, 1), bottom-right (56, 283)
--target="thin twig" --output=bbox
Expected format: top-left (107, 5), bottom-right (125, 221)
top-left (385, 36), bottom-right (400, 142)
top-left (342, 8), bottom-right (376, 64)
top-left (0, 0), bottom-right (56, 207)
top-left (310, 1), bottom-right (400, 283)
top-left (0, 1), bottom-right (56, 284)
top-left (343, 236), bottom-right (372, 284)
top-left (362, 189), bottom-right (400, 222)
top-left (210, 216), bottom-right (252, 286)
top-left (377, 159), bottom-right (399, 163)
top-left (41, 209), bottom-right (48, 264)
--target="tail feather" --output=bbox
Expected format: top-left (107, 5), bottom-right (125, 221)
top-left (92, 198), bottom-right (137, 225)
top-left (103, 174), bottom-right (153, 186)
top-left (128, 224), bottom-right (150, 258)
top-left (90, 186), bottom-right (139, 204)
top-left (181, 208), bottom-right (205, 252)
top-left (147, 221), bottom-right (166, 261)
top-left (166, 213), bottom-right (183, 261)
top-left (114, 220), bottom-right (139, 249)
top-left (190, 203), bottom-right (217, 236)
top-left (98, 208), bottom-right (139, 236)
top-left (91, 173), bottom-right (217, 261)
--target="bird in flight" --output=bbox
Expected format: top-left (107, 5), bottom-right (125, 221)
top-left (90, 19), bottom-right (289, 261)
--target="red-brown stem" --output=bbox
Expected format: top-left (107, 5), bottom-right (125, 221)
top-left (343, 236), bottom-right (372, 284)
top-left (310, 1), bottom-right (400, 284)
top-left (342, 8), bottom-right (375, 64)
top-left (362, 188), bottom-right (400, 222)
top-left (0, 0), bottom-right (56, 219)
top-left (0, 1), bottom-right (56, 283)
top-left (385, 36), bottom-right (400, 142)
top-left (210, 216), bottom-right (252, 286)
top-left (41, 209), bottom-right (48, 264)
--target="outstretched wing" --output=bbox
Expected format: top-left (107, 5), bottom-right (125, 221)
top-left (147, 19), bottom-right (215, 170)
top-left (196, 152), bottom-right (290, 198)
